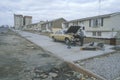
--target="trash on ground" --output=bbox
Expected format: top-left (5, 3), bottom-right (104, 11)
top-left (80, 42), bottom-right (105, 51)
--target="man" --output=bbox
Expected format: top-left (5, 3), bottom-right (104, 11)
top-left (78, 28), bottom-right (85, 46)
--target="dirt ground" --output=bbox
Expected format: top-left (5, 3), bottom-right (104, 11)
top-left (0, 29), bottom-right (59, 79)
top-left (0, 28), bottom-right (85, 80)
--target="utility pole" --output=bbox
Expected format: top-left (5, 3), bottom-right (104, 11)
top-left (98, 0), bottom-right (101, 15)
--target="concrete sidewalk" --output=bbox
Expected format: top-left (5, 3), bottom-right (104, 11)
top-left (17, 31), bottom-right (114, 62)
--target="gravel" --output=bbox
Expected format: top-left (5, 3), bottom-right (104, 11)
top-left (77, 52), bottom-right (120, 80)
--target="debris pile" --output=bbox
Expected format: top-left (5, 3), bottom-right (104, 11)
top-left (21, 62), bottom-right (97, 80)
top-left (32, 63), bottom-right (81, 80)
top-left (81, 42), bottom-right (105, 51)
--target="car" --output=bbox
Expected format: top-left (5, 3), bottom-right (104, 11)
top-left (50, 26), bottom-right (83, 45)
top-left (50, 30), bottom-right (74, 44)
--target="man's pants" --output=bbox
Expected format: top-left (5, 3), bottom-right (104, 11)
top-left (80, 37), bottom-right (84, 46)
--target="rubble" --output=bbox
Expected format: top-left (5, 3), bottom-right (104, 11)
top-left (81, 46), bottom-right (97, 50)
top-left (29, 62), bottom-right (99, 80)
top-left (49, 72), bottom-right (58, 77)
top-left (32, 62), bottom-right (81, 80)
top-left (81, 42), bottom-right (105, 51)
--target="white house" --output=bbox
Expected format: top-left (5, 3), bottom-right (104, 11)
top-left (63, 12), bottom-right (120, 45)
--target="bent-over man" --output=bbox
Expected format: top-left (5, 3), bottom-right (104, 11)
top-left (78, 28), bottom-right (85, 46)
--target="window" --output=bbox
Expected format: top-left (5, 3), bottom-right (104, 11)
top-left (55, 31), bottom-right (62, 34)
top-left (92, 32), bottom-right (96, 36)
top-left (78, 21), bottom-right (84, 26)
top-left (89, 18), bottom-right (104, 27)
top-left (97, 32), bottom-right (101, 36)
top-left (101, 18), bottom-right (104, 26)
top-left (92, 31), bottom-right (102, 36)
top-left (89, 19), bottom-right (91, 27)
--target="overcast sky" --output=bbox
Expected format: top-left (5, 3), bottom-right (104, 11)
top-left (0, 0), bottom-right (120, 26)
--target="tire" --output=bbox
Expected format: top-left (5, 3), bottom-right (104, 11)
top-left (52, 37), bottom-right (56, 42)
top-left (65, 38), bottom-right (70, 45)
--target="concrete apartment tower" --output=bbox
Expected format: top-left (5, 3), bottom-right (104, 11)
top-left (14, 14), bottom-right (24, 29)
top-left (24, 16), bottom-right (32, 25)
top-left (14, 14), bottom-right (32, 30)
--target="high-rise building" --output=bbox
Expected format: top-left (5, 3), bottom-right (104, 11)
top-left (14, 14), bottom-right (23, 29)
top-left (14, 14), bottom-right (32, 29)
top-left (24, 16), bottom-right (32, 25)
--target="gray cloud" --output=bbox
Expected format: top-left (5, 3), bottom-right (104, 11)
top-left (0, 0), bottom-right (120, 26)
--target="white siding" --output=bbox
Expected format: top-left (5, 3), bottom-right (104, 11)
top-left (110, 14), bottom-right (120, 31)
top-left (85, 17), bottom-right (111, 31)
top-left (67, 13), bottom-right (120, 38)
top-left (78, 21), bottom-right (85, 26)
top-left (68, 23), bottom-right (73, 27)
top-left (83, 20), bottom-right (89, 31)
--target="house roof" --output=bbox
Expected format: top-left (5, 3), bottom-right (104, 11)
top-left (67, 12), bottom-right (120, 23)
top-left (25, 21), bottom-right (45, 26)
top-left (41, 18), bottom-right (66, 24)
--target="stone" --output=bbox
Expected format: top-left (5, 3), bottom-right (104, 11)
top-left (41, 74), bottom-right (48, 79)
top-left (91, 77), bottom-right (96, 80)
top-left (74, 60), bottom-right (81, 63)
top-left (46, 76), bottom-right (52, 80)
top-left (33, 79), bottom-right (41, 80)
top-left (55, 62), bottom-right (68, 69)
top-left (86, 78), bottom-right (94, 80)
top-left (79, 62), bottom-right (85, 66)
top-left (76, 74), bottom-right (81, 79)
top-left (64, 74), bottom-right (71, 77)
top-left (73, 72), bottom-right (80, 76)
top-left (49, 72), bottom-right (58, 77)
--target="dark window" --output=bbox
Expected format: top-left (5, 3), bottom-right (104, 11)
top-left (89, 19), bottom-right (91, 27)
top-left (95, 19), bottom-right (98, 26)
top-left (101, 18), bottom-right (104, 26)
top-left (97, 31), bottom-right (101, 36)
top-left (83, 26), bottom-right (85, 30)
top-left (90, 18), bottom-right (104, 27)
top-left (93, 32), bottom-right (96, 36)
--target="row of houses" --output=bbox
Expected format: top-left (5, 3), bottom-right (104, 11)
top-left (22, 18), bottom-right (66, 32)
top-left (63, 12), bottom-right (120, 38)
top-left (63, 12), bottom-right (120, 45)
top-left (20, 12), bottom-right (120, 45)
